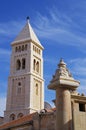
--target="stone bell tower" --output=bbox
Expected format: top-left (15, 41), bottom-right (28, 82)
top-left (48, 59), bottom-right (80, 130)
top-left (4, 18), bottom-right (44, 122)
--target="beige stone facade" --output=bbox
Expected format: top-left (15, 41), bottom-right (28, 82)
top-left (0, 19), bottom-right (86, 130)
top-left (71, 94), bottom-right (86, 130)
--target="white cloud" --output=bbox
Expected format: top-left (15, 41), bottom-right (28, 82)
top-left (0, 21), bottom-right (24, 37)
top-left (0, 48), bottom-right (11, 64)
top-left (33, 8), bottom-right (86, 48)
top-left (67, 58), bottom-right (86, 95)
top-left (0, 80), bottom-right (7, 116)
top-left (0, 8), bottom-right (86, 49)
top-left (0, 48), bottom-right (11, 55)
top-left (69, 58), bottom-right (86, 76)
top-left (0, 81), bottom-right (7, 90)
top-left (44, 57), bottom-right (58, 65)
top-left (77, 79), bottom-right (86, 95)
top-left (0, 97), bottom-right (6, 116)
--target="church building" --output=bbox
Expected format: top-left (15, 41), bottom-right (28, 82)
top-left (0, 18), bottom-right (86, 130)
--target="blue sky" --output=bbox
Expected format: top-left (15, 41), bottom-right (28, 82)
top-left (0, 0), bottom-right (86, 116)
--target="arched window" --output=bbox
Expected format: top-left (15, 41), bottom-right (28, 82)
top-left (17, 82), bottom-right (22, 94)
top-left (36, 48), bottom-right (38, 53)
top-left (15, 47), bottom-right (18, 52)
top-left (16, 59), bottom-right (21, 70)
top-left (10, 114), bottom-right (15, 121)
top-left (33, 45), bottom-right (35, 51)
top-left (19, 46), bottom-right (21, 52)
top-left (36, 61), bottom-right (39, 72)
top-left (35, 47), bottom-right (36, 52)
top-left (33, 59), bottom-right (36, 71)
top-left (22, 58), bottom-right (26, 69)
top-left (39, 49), bottom-right (40, 54)
top-left (36, 83), bottom-right (38, 95)
top-left (22, 45), bottom-right (24, 51)
top-left (25, 44), bottom-right (27, 50)
top-left (17, 113), bottom-right (23, 118)
top-left (18, 82), bottom-right (21, 86)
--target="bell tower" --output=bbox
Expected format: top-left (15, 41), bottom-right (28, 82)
top-left (4, 18), bottom-right (44, 122)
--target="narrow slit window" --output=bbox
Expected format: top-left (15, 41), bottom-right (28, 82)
top-left (36, 83), bottom-right (38, 95)
top-left (22, 58), bottom-right (26, 69)
top-left (25, 44), bottom-right (27, 50)
top-left (22, 45), bottom-right (24, 51)
top-left (17, 82), bottom-right (22, 94)
top-left (16, 59), bottom-right (21, 70)
top-left (36, 61), bottom-right (39, 72)
top-left (33, 59), bottom-right (36, 71)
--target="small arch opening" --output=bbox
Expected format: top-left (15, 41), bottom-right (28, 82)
top-left (17, 113), bottom-right (23, 118)
top-left (19, 46), bottom-right (21, 52)
top-left (33, 59), bottom-right (36, 71)
top-left (36, 61), bottom-right (39, 72)
top-left (17, 82), bottom-right (22, 94)
top-left (36, 83), bottom-right (38, 95)
top-left (16, 59), bottom-right (21, 70)
top-left (15, 47), bottom-right (18, 52)
top-left (35, 47), bottom-right (36, 52)
top-left (37, 48), bottom-right (38, 53)
top-left (33, 45), bottom-right (35, 51)
top-left (39, 49), bottom-right (40, 54)
top-left (22, 58), bottom-right (26, 69)
top-left (22, 45), bottom-right (24, 51)
top-left (25, 44), bottom-right (27, 50)
top-left (18, 82), bottom-right (21, 86)
top-left (10, 114), bottom-right (15, 121)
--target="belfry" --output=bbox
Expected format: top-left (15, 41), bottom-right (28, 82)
top-left (4, 19), bottom-right (44, 122)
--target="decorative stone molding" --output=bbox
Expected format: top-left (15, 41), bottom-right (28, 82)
top-left (51, 59), bottom-right (73, 83)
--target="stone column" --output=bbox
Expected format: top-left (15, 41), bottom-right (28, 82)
top-left (56, 88), bottom-right (72, 130)
top-left (48, 59), bottom-right (80, 130)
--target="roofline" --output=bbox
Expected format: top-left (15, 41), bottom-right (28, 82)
top-left (11, 39), bottom-right (44, 50)
top-left (2, 120), bottom-right (33, 130)
top-left (71, 94), bottom-right (86, 102)
top-left (0, 113), bottom-right (35, 130)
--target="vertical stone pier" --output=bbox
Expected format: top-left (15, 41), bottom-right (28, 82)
top-left (48, 59), bottom-right (80, 130)
top-left (56, 88), bottom-right (72, 130)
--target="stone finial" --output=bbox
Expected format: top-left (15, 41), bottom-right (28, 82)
top-left (58, 58), bottom-right (66, 68)
top-left (48, 59), bottom-right (80, 91)
top-left (51, 59), bottom-right (73, 83)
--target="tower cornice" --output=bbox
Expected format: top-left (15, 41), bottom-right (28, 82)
top-left (9, 72), bottom-right (44, 81)
top-left (11, 39), bottom-right (44, 50)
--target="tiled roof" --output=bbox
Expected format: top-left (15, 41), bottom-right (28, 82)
top-left (0, 113), bottom-right (35, 130)
top-left (0, 108), bottom-right (56, 130)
